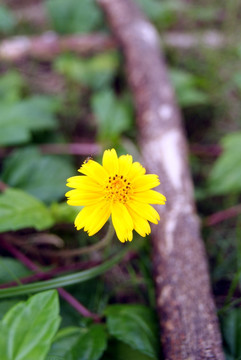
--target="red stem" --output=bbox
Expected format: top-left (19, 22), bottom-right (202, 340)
top-left (0, 143), bottom-right (101, 158)
top-left (0, 237), bottom-right (101, 322)
top-left (190, 144), bottom-right (222, 157)
top-left (40, 143), bottom-right (101, 156)
top-left (204, 204), bottom-right (241, 226)
top-left (0, 181), bottom-right (8, 192)
top-left (0, 259), bottom-right (101, 289)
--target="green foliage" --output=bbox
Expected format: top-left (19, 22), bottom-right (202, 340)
top-left (103, 340), bottom-right (155, 360)
top-left (45, 0), bottom-right (103, 34)
top-left (0, 71), bottom-right (25, 104)
top-left (54, 52), bottom-right (119, 90)
top-left (232, 72), bottom-right (241, 93)
top-left (0, 96), bottom-right (58, 146)
top-left (0, 290), bottom-right (60, 360)
top-left (134, 0), bottom-right (183, 28)
top-left (67, 325), bottom-right (106, 360)
top-left (1, 147), bottom-right (75, 203)
top-left (50, 202), bottom-right (80, 224)
top-left (135, 0), bottom-right (162, 17)
top-left (0, 188), bottom-right (54, 232)
top-left (0, 258), bottom-right (30, 284)
top-left (221, 308), bottom-right (241, 359)
top-left (169, 69), bottom-right (209, 107)
top-left (91, 89), bottom-right (133, 142)
top-left (47, 327), bottom-right (82, 359)
top-left (48, 324), bottom-right (107, 360)
top-left (105, 304), bottom-right (159, 359)
top-left (208, 132), bottom-right (241, 195)
top-left (0, 300), bottom-right (20, 321)
top-left (0, 5), bottom-right (16, 34)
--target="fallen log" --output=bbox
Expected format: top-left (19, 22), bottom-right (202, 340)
top-left (96, 0), bottom-right (224, 358)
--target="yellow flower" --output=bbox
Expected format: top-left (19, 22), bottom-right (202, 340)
top-left (66, 149), bottom-right (166, 242)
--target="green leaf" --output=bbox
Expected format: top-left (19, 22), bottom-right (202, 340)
top-left (105, 305), bottom-right (159, 359)
top-left (0, 96), bottom-right (58, 146)
top-left (1, 147), bottom-right (75, 203)
top-left (71, 324), bottom-right (107, 360)
top-left (102, 339), bottom-right (154, 360)
top-left (0, 5), bottom-right (16, 34)
top-left (0, 258), bottom-right (31, 284)
top-left (0, 290), bottom-right (60, 360)
top-left (0, 71), bottom-right (25, 104)
top-left (48, 325), bottom-right (107, 360)
top-left (208, 132), bottom-right (241, 195)
top-left (134, 0), bottom-right (182, 24)
top-left (169, 68), bottom-right (208, 107)
top-left (187, 5), bottom-right (219, 22)
top-left (91, 90), bottom-right (133, 140)
top-left (47, 327), bottom-right (82, 359)
top-left (134, 0), bottom-right (165, 20)
top-left (0, 300), bottom-right (20, 321)
top-left (54, 52), bottom-right (118, 89)
top-left (50, 202), bottom-right (81, 224)
top-left (221, 308), bottom-right (241, 358)
top-left (0, 188), bottom-right (54, 232)
top-left (0, 125), bottom-right (30, 145)
top-left (45, 0), bottom-right (103, 34)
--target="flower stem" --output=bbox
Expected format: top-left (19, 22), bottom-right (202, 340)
top-left (43, 221), bottom-right (115, 257)
top-left (0, 242), bottom-right (128, 299)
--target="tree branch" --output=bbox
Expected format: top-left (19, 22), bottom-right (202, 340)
top-left (0, 32), bottom-right (115, 61)
top-left (96, 0), bottom-right (224, 358)
top-left (0, 30), bottom-right (229, 62)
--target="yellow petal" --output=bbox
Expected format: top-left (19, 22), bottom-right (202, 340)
top-left (75, 201), bottom-right (110, 235)
top-left (102, 149), bottom-right (119, 176)
top-left (132, 174), bottom-right (160, 192)
top-left (127, 205), bottom-right (151, 237)
top-left (66, 189), bottom-right (104, 206)
top-left (118, 154), bottom-right (133, 177)
top-left (128, 162), bottom-right (146, 181)
top-left (66, 175), bottom-right (102, 191)
top-left (78, 160), bottom-right (108, 185)
top-left (74, 205), bottom-right (97, 230)
top-left (87, 203), bottom-right (111, 236)
top-left (126, 230), bottom-right (133, 242)
top-left (132, 190), bottom-right (166, 204)
top-left (111, 202), bottom-right (134, 242)
top-left (127, 200), bottom-right (160, 224)
top-left (84, 201), bottom-right (110, 235)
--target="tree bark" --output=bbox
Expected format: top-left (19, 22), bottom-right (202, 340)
top-left (96, 0), bottom-right (224, 358)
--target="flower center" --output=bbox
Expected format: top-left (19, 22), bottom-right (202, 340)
top-left (104, 174), bottom-right (132, 203)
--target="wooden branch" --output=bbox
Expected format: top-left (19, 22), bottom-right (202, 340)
top-left (96, 0), bottom-right (224, 358)
top-left (0, 30), bottom-right (229, 62)
top-left (162, 30), bottom-right (227, 49)
top-left (0, 32), bottom-right (115, 61)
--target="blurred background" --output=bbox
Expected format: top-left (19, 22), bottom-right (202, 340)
top-left (0, 0), bottom-right (241, 358)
